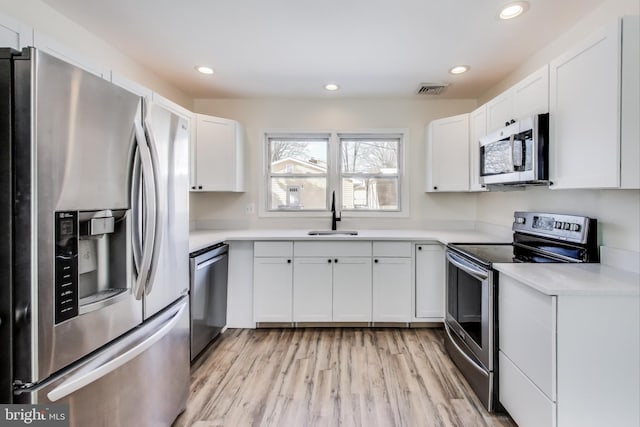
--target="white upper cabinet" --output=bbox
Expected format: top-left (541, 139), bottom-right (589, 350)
top-left (192, 113), bottom-right (245, 192)
top-left (486, 65), bottom-right (549, 133)
top-left (620, 16), bottom-right (640, 189)
top-left (0, 11), bottom-right (32, 50)
top-left (512, 65), bottom-right (550, 120)
top-left (549, 17), bottom-right (638, 189)
top-left (426, 113), bottom-right (470, 192)
top-left (33, 30), bottom-right (110, 80)
top-left (469, 105), bottom-right (488, 192)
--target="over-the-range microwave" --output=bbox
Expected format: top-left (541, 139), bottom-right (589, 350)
top-left (479, 113), bottom-right (549, 187)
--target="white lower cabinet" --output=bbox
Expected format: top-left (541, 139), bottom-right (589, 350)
top-left (499, 274), bottom-right (640, 427)
top-left (253, 242), bottom-right (293, 322)
top-left (293, 241), bottom-right (373, 322)
top-left (333, 257), bottom-right (372, 321)
top-left (293, 257), bottom-right (333, 321)
top-left (372, 242), bottom-right (412, 322)
top-left (414, 244), bottom-right (445, 320)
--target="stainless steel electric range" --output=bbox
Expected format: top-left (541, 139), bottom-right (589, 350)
top-left (444, 211), bottom-right (598, 411)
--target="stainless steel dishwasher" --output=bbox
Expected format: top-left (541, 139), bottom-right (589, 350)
top-left (189, 242), bottom-right (228, 361)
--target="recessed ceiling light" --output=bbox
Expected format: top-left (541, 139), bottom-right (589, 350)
top-left (499, 1), bottom-right (529, 20)
top-left (449, 65), bottom-right (470, 75)
top-left (324, 83), bottom-right (340, 91)
top-left (195, 65), bottom-right (215, 75)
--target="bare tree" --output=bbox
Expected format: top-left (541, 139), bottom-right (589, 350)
top-left (270, 141), bottom-right (310, 162)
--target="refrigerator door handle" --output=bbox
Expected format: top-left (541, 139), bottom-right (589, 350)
top-left (131, 148), bottom-right (142, 274)
top-left (143, 107), bottom-right (164, 296)
top-left (133, 116), bottom-right (157, 300)
top-left (46, 299), bottom-right (188, 402)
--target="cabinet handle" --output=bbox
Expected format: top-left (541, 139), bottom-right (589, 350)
top-left (191, 186), bottom-right (196, 190)
top-left (418, 246), bottom-right (422, 250)
top-left (374, 259), bottom-right (378, 263)
top-left (334, 259), bottom-right (338, 263)
top-left (198, 186), bottom-right (203, 190)
top-left (287, 259), bottom-right (291, 263)
top-left (327, 259), bottom-right (332, 263)
top-left (433, 186), bottom-right (438, 190)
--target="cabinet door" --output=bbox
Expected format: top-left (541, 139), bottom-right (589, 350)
top-left (415, 244), bottom-right (444, 319)
top-left (512, 65), bottom-right (549, 119)
top-left (293, 258), bottom-right (332, 321)
top-left (426, 113), bottom-right (470, 192)
top-left (486, 91), bottom-right (513, 133)
top-left (333, 257), bottom-right (372, 322)
top-left (194, 114), bottom-right (243, 192)
top-left (620, 16), bottom-right (640, 189)
top-left (0, 11), bottom-right (32, 50)
top-left (469, 105), bottom-right (487, 192)
top-left (253, 257), bottom-right (293, 322)
top-left (372, 257), bottom-right (411, 322)
top-left (549, 20), bottom-right (621, 189)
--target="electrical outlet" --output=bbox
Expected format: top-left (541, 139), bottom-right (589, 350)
top-left (245, 203), bottom-right (255, 214)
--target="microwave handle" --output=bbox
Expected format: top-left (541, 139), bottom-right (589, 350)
top-left (511, 134), bottom-right (524, 168)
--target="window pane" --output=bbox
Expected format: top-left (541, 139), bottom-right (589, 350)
top-left (341, 139), bottom-right (399, 174)
top-left (341, 177), bottom-right (398, 210)
top-left (269, 177), bottom-right (327, 210)
top-left (270, 139), bottom-right (327, 174)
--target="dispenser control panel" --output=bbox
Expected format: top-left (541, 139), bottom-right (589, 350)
top-left (54, 211), bottom-right (78, 323)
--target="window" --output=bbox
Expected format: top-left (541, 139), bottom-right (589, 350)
top-left (340, 134), bottom-right (401, 211)
top-left (266, 135), bottom-right (329, 211)
top-left (264, 131), bottom-right (405, 215)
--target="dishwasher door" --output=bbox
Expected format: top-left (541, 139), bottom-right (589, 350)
top-left (189, 243), bottom-right (228, 361)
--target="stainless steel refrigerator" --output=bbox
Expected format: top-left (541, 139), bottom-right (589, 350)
top-left (0, 47), bottom-right (190, 426)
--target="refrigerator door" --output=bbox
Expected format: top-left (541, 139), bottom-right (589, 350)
top-left (10, 48), bottom-right (143, 385)
top-left (16, 297), bottom-right (190, 426)
top-left (142, 102), bottom-right (189, 319)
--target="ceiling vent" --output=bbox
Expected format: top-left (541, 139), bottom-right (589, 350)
top-left (416, 83), bottom-right (449, 95)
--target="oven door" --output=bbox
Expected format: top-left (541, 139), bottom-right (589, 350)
top-left (445, 250), bottom-right (493, 370)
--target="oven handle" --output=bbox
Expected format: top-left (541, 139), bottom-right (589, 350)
top-left (444, 323), bottom-right (487, 373)
top-left (446, 251), bottom-right (489, 281)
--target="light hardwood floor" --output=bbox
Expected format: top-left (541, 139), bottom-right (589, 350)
top-left (173, 328), bottom-right (516, 427)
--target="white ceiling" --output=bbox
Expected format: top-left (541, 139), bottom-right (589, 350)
top-left (42, 0), bottom-right (605, 99)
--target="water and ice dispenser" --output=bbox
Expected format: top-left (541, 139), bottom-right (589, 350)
top-left (54, 209), bottom-right (130, 324)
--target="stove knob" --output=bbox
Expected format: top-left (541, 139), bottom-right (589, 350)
top-left (570, 223), bottom-right (581, 232)
top-left (562, 222), bottom-right (571, 230)
top-left (515, 217), bottom-right (525, 224)
top-left (554, 221), bottom-right (562, 229)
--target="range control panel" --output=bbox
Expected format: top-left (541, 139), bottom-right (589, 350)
top-left (512, 211), bottom-right (593, 244)
top-left (54, 211), bottom-right (78, 324)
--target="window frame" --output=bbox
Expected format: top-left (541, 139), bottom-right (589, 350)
top-left (338, 133), bottom-right (403, 213)
top-left (259, 129), bottom-right (409, 218)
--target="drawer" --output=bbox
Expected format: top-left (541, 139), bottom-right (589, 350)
top-left (254, 241), bottom-right (293, 257)
top-left (499, 275), bottom-right (556, 400)
top-left (294, 241), bottom-right (371, 257)
top-left (372, 241), bottom-right (412, 257)
top-left (499, 351), bottom-right (556, 427)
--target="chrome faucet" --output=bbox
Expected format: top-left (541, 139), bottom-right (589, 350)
top-left (331, 191), bottom-right (341, 230)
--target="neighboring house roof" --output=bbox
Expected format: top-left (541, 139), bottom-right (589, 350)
top-left (272, 157), bottom-right (327, 173)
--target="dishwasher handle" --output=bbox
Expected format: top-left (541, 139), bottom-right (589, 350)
top-left (196, 254), bottom-right (227, 271)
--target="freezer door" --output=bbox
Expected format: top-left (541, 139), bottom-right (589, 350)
top-left (142, 102), bottom-right (190, 319)
top-left (16, 298), bottom-right (190, 426)
top-left (11, 48), bottom-right (143, 385)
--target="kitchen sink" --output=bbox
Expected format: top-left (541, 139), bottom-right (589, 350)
top-left (307, 230), bottom-right (358, 236)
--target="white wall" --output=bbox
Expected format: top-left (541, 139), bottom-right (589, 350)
top-left (476, 0), bottom-right (640, 253)
top-left (191, 97), bottom-right (479, 230)
top-left (0, 0), bottom-right (192, 108)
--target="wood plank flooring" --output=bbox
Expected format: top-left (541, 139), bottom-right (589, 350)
top-left (173, 328), bottom-right (516, 427)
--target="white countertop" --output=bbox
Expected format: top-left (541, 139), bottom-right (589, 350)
top-left (189, 228), bottom-right (509, 253)
top-left (495, 263), bottom-right (640, 296)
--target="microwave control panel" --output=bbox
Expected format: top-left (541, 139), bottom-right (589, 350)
top-left (54, 211), bottom-right (79, 324)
